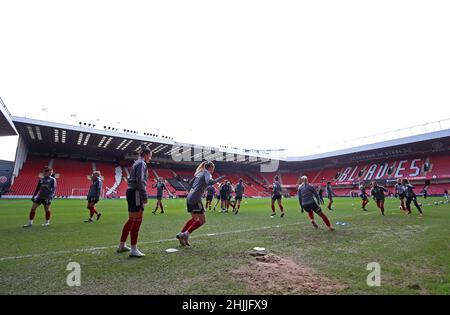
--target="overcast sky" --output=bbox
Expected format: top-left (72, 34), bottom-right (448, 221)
top-left (1, 0), bottom-right (449, 161)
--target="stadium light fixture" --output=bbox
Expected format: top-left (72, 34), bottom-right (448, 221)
top-left (121, 140), bottom-right (133, 150)
top-left (83, 134), bottom-right (91, 146)
top-left (35, 126), bottom-right (42, 140)
top-left (103, 137), bottom-right (113, 148)
top-left (61, 130), bottom-right (66, 143)
top-left (26, 125), bottom-right (36, 140)
top-left (116, 139), bottom-right (127, 150)
top-left (77, 133), bottom-right (84, 145)
top-left (98, 136), bottom-right (107, 147)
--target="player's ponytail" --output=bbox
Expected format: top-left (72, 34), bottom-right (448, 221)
top-left (195, 161), bottom-right (215, 176)
top-left (301, 176), bottom-right (308, 184)
top-left (139, 144), bottom-right (152, 157)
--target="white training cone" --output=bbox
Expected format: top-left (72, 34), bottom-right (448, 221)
top-left (253, 247), bottom-right (266, 251)
top-left (165, 248), bottom-right (179, 253)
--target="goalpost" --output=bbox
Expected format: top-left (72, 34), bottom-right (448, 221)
top-left (70, 188), bottom-right (90, 199)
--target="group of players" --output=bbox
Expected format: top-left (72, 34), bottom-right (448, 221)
top-left (205, 179), bottom-right (245, 214)
top-left (22, 144), bottom-right (431, 257)
top-left (358, 178), bottom-right (424, 217)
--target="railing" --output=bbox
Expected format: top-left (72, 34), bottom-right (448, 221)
top-left (0, 97), bottom-right (13, 118)
top-left (289, 118), bottom-right (450, 157)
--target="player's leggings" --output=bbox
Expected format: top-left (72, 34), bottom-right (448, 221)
top-left (405, 197), bottom-right (423, 214)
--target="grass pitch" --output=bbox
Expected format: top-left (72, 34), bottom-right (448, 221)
top-left (0, 197), bottom-right (449, 295)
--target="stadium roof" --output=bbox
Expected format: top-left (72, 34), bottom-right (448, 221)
top-left (0, 98), bottom-right (18, 137)
top-left (286, 119), bottom-right (450, 162)
top-left (11, 116), bottom-right (275, 166)
top-left (10, 116), bottom-right (450, 168)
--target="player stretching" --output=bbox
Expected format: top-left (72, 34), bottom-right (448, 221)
top-left (326, 182), bottom-right (336, 210)
top-left (152, 178), bottom-right (171, 215)
top-left (226, 181), bottom-right (234, 212)
top-left (359, 183), bottom-right (369, 211)
top-left (85, 171), bottom-right (102, 223)
top-left (402, 178), bottom-right (424, 217)
top-left (394, 179), bottom-right (407, 212)
top-left (205, 184), bottom-right (215, 211)
top-left (219, 182), bottom-right (229, 213)
top-left (370, 181), bottom-right (388, 216)
top-left (23, 166), bottom-right (57, 227)
top-left (233, 179), bottom-right (245, 214)
top-left (271, 175), bottom-right (285, 218)
top-left (117, 144), bottom-right (152, 258)
top-left (212, 184), bottom-right (222, 211)
top-left (317, 186), bottom-right (324, 204)
top-left (176, 161), bottom-right (224, 247)
top-left (298, 176), bottom-right (334, 231)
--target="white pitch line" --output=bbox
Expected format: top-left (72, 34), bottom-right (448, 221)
top-left (0, 203), bottom-right (437, 262)
top-left (0, 223), bottom-right (301, 262)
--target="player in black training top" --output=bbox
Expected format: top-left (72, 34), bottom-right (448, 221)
top-left (370, 181), bottom-right (388, 216)
top-left (152, 177), bottom-right (171, 215)
top-left (402, 178), bottom-right (424, 217)
top-left (205, 184), bottom-right (216, 211)
top-left (233, 179), bottom-right (245, 215)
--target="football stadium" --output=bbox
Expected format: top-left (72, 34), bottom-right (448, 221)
top-left (1, 1), bottom-right (450, 301)
top-left (0, 98), bottom-right (449, 295)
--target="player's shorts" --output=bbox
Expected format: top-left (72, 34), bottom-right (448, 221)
top-left (34, 197), bottom-right (52, 206)
top-left (360, 193), bottom-right (368, 200)
top-left (235, 196), bottom-right (243, 201)
top-left (303, 202), bottom-right (321, 214)
top-left (87, 196), bottom-right (99, 204)
top-left (227, 195), bottom-right (232, 201)
top-left (156, 195), bottom-right (162, 201)
top-left (126, 189), bottom-right (145, 212)
top-left (398, 193), bottom-right (406, 199)
top-left (216, 194), bottom-right (220, 200)
top-left (206, 195), bottom-right (213, 202)
top-left (327, 195), bottom-right (333, 201)
top-left (187, 200), bottom-right (205, 214)
top-left (375, 198), bottom-right (385, 202)
top-left (220, 193), bottom-right (228, 201)
top-left (272, 194), bottom-right (282, 201)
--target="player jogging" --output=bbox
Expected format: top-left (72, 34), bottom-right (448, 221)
top-left (176, 161), bottom-right (224, 247)
top-left (117, 144), bottom-right (152, 258)
top-left (326, 182), bottom-right (336, 210)
top-left (85, 171), bottom-right (102, 223)
top-left (152, 177), bottom-right (171, 215)
top-left (394, 179), bottom-right (407, 212)
top-left (317, 186), bottom-right (324, 204)
top-left (23, 166), bottom-right (57, 227)
top-left (233, 179), bottom-right (245, 214)
top-left (402, 178), bottom-right (424, 217)
top-left (298, 176), bottom-right (334, 231)
top-left (212, 184), bottom-right (222, 211)
top-left (370, 181), bottom-right (388, 216)
top-left (226, 181), bottom-right (233, 212)
top-left (359, 183), bottom-right (369, 211)
top-left (205, 184), bottom-right (216, 211)
top-left (220, 181), bottom-right (229, 213)
top-left (271, 175), bottom-right (285, 218)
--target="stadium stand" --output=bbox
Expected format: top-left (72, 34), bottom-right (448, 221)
top-left (52, 158), bottom-right (92, 197)
top-left (8, 156), bottom-right (51, 196)
top-left (5, 153), bottom-right (450, 198)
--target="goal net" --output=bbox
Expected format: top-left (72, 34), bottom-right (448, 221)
top-left (70, 188), bottom-right (90, 198)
